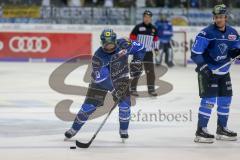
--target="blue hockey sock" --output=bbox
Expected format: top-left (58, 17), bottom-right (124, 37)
top-left (72, 103), bottom-right (97, 131)
top-left (198, 98), bottom-right (216, 128)
top-left (217, 97), bottom-right (231, 127)
top-left (119, 96), bottom-right (131, 132)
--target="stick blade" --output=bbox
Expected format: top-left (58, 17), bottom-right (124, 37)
top-left (76, 140), bottom-right (91, 148)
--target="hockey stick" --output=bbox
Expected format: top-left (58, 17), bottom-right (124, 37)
top-left (75, 82), bottom-right (130, 148)
top-left (212, 55), bottom-right (240, 75)
top-left (75, 100), bottom-right (119, 148)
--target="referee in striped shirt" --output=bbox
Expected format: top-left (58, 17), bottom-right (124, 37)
top-left (130, 10), bottom-right (159, 96)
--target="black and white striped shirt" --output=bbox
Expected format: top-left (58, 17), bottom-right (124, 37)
top-left (130, 22), bottom-right (159, 52)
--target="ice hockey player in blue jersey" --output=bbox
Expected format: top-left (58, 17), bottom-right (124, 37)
top-left (191, 4), bottom-right (240, 143)
top-left (64, 29), bottom-right (145, 141)
top-left (155, 14), bottom-right (174, 67)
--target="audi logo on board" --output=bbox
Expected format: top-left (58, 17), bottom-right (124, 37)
top-left (9, 37), bottom-right (51, 53)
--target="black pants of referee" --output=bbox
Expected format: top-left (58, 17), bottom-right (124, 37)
top-left (130, 51), bottom-right (155, 92)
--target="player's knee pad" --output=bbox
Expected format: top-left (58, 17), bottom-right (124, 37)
top-left (76, 103), bottom-right (97, 123)
top-left (81, 103), bottom-right (97, 113)
top-left (118, 97), bottom-right (131, 122)
top-left (217, 96), bottom-right (231, 116)
top-left (217, 96), bottom-right (232, 106)
top-left (199, 97), bottom-right (216, 117)
top-left (84, 85), bottom-right (108, 107)
top-left (200, 97), bottom-right (216, 108)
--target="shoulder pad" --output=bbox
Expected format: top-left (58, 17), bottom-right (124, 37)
top-left (92, 55), bottom-right (103, 68)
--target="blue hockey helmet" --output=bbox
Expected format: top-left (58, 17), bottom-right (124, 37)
top-left (100, 29), bottom-right (117, 53)
top-left (213, 4), bottom-right (227, 16)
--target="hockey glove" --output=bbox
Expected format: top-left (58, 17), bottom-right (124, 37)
top-left (196, 63), bottom-right (213, 78)
top-left (112, 77), bottom-right (130, 102)
top-left (229, 48), bottom-right (240, 60)
top-left (130, 60), bottom-right (143, 78)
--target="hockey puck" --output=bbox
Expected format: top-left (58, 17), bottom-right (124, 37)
top-left (70, 146), bottom-right (76, 149)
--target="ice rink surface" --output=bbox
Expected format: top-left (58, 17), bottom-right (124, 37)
top-left (0, 62), bottom-right (240, 160)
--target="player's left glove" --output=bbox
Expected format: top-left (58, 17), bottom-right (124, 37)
top-left (195, 63), bottom-right (213, 78)
top-left (229, 48), bottom-right (240, 60)
top-left (130, 60), bottom-right (143, 78)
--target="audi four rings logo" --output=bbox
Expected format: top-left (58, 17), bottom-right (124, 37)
top-left (9, 37), bottom-right (51, 53)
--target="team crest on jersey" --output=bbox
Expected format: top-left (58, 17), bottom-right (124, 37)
top-left (228, 34), bottom-right (237, 41)
top-left (139, 27), bottom-right (146, 31)
top-left (218, 43), bottom-right (228, 55)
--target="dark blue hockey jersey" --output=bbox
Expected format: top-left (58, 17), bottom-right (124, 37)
top-left (91, 39), bottom-right (145, 91)
top-left (191, 24), bottom-right (240, 74)
top-left (155, 20), bottom-right (173, 44)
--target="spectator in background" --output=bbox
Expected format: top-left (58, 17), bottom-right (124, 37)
top-left (92, 0), bottom-right (97, 5)
top-left (136, 0), bottom-right (146, 7)
top-left (104, 0), bottom-right (113, 7)
top-left (180, 0), bottom-right (188, 8)
top-left (146, 0), bottom-right (156, 7)
top-left (236, 1), bottom-right (240, 8)
top-left (68, 0), bottom-right (85, 6)
top-left (190, 0), bottom-right (199, 8)
top-left (117, 0), bottom-right (136, 7)
top-left (11, 0), bottom-right (22, 5)
top-left (42, 0), bottom-right (50, 6)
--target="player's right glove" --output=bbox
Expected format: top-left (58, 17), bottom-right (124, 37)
top-left (112, 78), bottom-right (130, 102)
top-left (195, 63), bottom-right (213, 78)
top-left (130, 60), bottom-right (143, 78)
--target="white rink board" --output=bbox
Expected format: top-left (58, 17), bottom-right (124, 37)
top-left (1, 23), bottom-right (240, 62)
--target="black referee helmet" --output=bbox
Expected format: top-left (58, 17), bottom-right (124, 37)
top-left (143, 10), bottom-right (153, 17)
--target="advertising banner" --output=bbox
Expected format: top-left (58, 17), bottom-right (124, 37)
top-left (3, 6), bottom-right (41, 18)
top-left (0, 32), bottom-right (92, 60)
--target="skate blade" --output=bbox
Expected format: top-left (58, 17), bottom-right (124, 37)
top-left (121, 138), bottom-right (127, 143)
top-left (194, 136), bottom-right (214, 143)
top-left (216, 134), bottom-right (238, 141)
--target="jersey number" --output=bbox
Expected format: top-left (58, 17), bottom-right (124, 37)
top-left (132, 41), bottom-right (141, 46)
